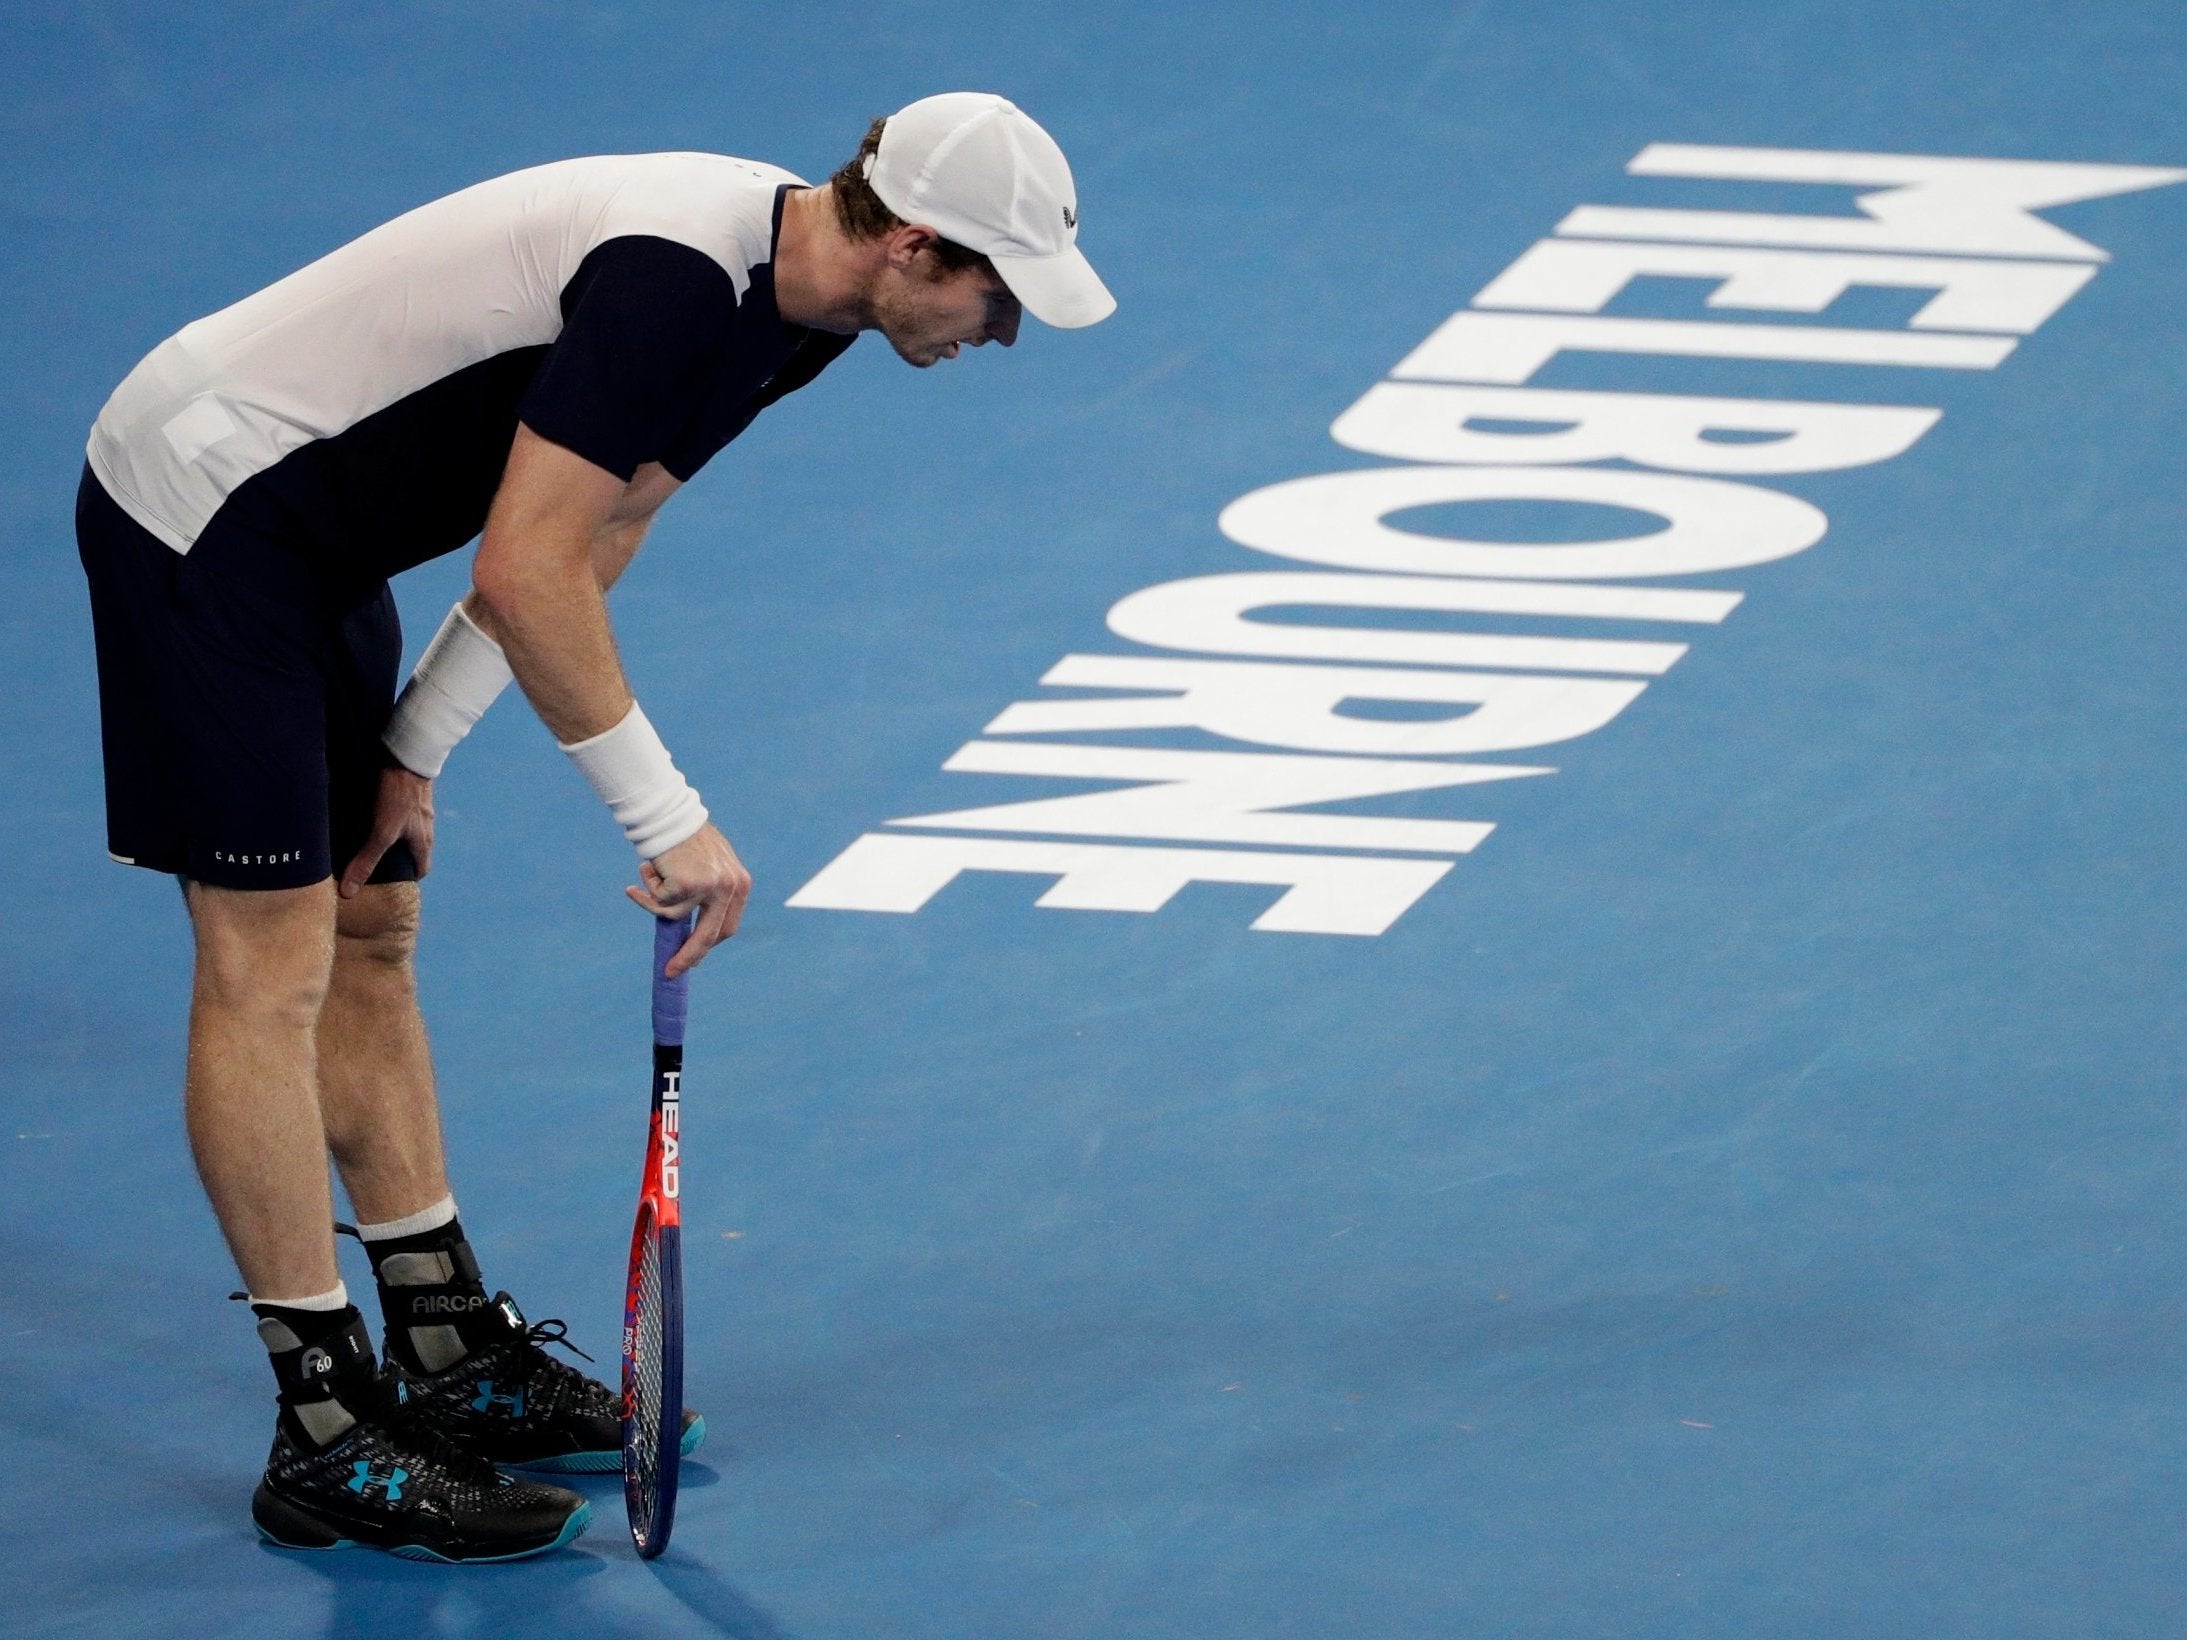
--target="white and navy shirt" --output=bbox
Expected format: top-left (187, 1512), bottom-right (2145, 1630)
top-left (88, 153), bottom-right (854, 582)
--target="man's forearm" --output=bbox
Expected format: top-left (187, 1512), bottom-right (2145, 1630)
top-left (466, 547), bottom-right (631, 743)
top-left (462, 425), bottom-right (710, 863)
top-left (381, 602), bottom-right (513, 779)
top-left (464, 422), bottom-right (658, 744)
top-left (462, 508), bottom-right (651, 739)
top-left (469, 563), bottom-right (706, 859)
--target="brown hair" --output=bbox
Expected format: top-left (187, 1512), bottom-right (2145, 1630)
top-left (828, 116), bottom-right (995, 275)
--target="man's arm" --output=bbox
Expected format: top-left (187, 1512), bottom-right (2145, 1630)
top-left (338, 443), bottom-right (675, 900)
top-left (346, 426), bottom-right (746, 973)
top-left (476, 426), bottom-right (746, 973)
top-left (466, 434), bottom-right (685, 716)
top-left (468, 424), bottom-right (639, 740)
top-left (587, 459), bottom-right (683, 591)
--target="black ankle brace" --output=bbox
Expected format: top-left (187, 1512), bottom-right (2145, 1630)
top-left (360, 1217), bottom-right (493, 1373)
top-left (251, 1303), bottom-right (375, 1449)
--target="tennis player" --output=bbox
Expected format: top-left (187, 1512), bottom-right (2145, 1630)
top-left (76, 93), bottom-right (1113, 1563)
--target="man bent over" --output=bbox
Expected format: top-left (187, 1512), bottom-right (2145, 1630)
top-left (77, 94), bottom-right (1112, 1561)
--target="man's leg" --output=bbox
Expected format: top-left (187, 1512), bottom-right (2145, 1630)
top-left (317, 880), bottom-right (447, 1224)
top-left (315, 879), bottom-right (495, 1373)
top-left (183, 879), bottom-right (392, 1518)
top-left (183, 876), bottom-right (383, 1451)
top-left (182, 878), bottom-right (341, 1300)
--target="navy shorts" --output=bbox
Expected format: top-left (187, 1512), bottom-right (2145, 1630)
top-left (75, 467), bottom-right (419, 891)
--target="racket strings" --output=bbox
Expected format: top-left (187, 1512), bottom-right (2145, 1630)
top-left (628, 1228), bottom-right (668, 1537)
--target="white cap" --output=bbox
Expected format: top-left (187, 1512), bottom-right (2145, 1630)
top-left (863, 92), bottom-right (1116, 330)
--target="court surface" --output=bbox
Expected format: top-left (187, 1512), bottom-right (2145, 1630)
top-left (5, 3), bottom-right (2186, 1635)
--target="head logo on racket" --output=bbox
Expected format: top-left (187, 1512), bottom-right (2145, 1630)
top-left (660, 1071), bottom-right (680, 1200)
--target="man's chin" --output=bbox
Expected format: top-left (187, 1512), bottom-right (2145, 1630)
top-left (886, 336), bottom-right (942, 369)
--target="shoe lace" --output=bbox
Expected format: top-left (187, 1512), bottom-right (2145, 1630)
top-left (521, 1317), bottom-right (596, 1366)
top-left (508, 1317), bottom-right (615, 1418)
top-left (378, 1380), bottom-right (509, 1489)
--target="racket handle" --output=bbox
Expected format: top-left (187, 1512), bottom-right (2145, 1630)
top-left (651, 911), bottom-right (696, 1047)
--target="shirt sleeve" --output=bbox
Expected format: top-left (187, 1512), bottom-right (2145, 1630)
top-left (517, 236), bottom-right (737, 482)
top-left (656, 329), bottom-right (858, 481)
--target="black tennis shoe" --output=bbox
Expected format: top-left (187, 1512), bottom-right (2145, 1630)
top-left (251, 1379), bottom-right (590, 1563)
top-left (387, 1291), bottom-right (705, 1473)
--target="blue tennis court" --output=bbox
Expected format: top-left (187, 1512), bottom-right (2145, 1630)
top-left (6, 2), bottom-right (2186, 1633)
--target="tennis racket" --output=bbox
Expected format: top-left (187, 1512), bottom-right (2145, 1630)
top-left (623, 910), bottom-right (692, 1558)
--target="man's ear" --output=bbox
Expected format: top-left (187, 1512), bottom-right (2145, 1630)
top-left (882, 222), bottom-right (942, 270)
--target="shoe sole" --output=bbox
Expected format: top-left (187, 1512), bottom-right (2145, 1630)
top-left (515, 1414), bottom-right (707, 1474)
top-left (254, 1492), bottom-right (591, 1564)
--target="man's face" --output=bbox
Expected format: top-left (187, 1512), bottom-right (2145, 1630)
top-left (871, 248), bottom-right (1023, 368)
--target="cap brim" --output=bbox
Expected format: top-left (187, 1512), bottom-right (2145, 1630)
top-left (992, 243), bottom-right (1116, 329)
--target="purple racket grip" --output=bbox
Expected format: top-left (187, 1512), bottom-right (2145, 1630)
top-left (651, 912), bottom-right (695, 1047)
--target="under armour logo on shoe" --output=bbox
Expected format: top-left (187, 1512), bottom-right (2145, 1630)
top-left (471, 1380), bottom-right (525, 1418)
top-left (347, 1460), bottom-right (409, 1502)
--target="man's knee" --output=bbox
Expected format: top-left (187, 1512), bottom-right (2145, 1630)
top-left (184, 877), bottom-right (338, 1028)
top-left (334, 880), bottom-right (421, 972)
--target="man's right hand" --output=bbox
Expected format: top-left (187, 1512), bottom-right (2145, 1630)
top-left (625, 821), bottom-right (751, 976)
top-left (339, 764), bottom-right (436, 899)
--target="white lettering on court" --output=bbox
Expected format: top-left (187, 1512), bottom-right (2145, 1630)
top-left (790, 143), bottom-right (2182, 937)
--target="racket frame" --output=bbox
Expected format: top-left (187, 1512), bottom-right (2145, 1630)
top-left (623, 911), bottom-right (693, 1558)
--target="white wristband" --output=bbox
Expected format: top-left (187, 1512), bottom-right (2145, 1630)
top-left (559, 702), bottom-right (709, 861)
top-left (382, 602), bottom-right (514, 778)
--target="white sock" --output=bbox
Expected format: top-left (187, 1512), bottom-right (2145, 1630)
top-left (356, 1195), bottom-right (458, 1242)
top-left (249, 1281), bottom-right (349, 1311)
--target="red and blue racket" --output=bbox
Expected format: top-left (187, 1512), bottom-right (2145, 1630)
top-left (622, 911), bottom-right (691, 1558)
